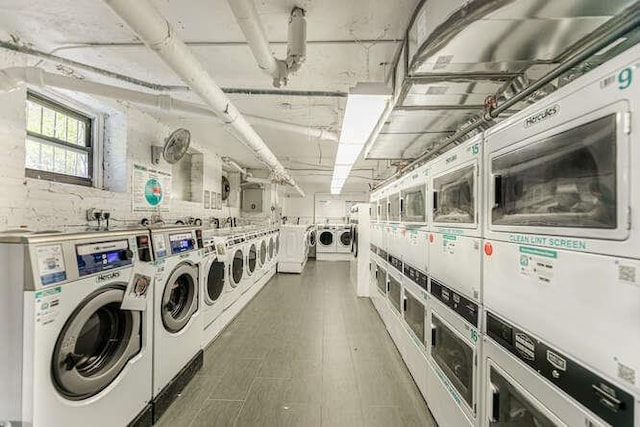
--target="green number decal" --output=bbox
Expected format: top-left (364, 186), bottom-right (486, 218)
top-left (471, 144), bottom-right (479, 155)
top-left (618, 67), bottom-right (633, 90)
top-left (470, 329), bottom-right (478, 342)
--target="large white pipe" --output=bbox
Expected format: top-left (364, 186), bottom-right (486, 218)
top-left (101, 0), bottom-right (305, 197)
top-left (0, 67), bottom-right (339, 143)
top-left (227, 0), bottom-right (282, 82)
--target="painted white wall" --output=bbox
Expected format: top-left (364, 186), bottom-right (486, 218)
top-left (282, 184), bottom-right (368, 225)
top-left (0, 52), bottom-right (240, 231)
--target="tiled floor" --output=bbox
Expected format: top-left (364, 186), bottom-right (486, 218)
top-left (157, 260), bottom-right (436, 427)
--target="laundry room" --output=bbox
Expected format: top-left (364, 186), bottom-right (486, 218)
top-left (1, 1), bottom-right (640, 427)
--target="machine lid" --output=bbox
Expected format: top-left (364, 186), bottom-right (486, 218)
top-left (161, 263), bottom-right (199, 333)
top-left (205, 260), bottom-right (225, 304)
top-left (51, 285), bottom-right (141, 400)
top-left (248, 243), bottom-right (257, 273)
top-left (232, 249), bottom-right (244, 286)
top-left (319, 231), bottom-right (333, 246)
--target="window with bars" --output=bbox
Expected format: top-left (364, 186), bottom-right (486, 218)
top-left (25, 93), bottom-right (93, 186)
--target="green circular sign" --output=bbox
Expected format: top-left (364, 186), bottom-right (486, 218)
top-left (145, 178), bottom-right (163, 206)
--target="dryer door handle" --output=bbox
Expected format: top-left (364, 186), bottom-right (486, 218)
top-left (489, 383), bottom-right (500, 422)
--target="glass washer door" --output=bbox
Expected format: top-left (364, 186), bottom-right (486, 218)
top-left (232, 248), bottom-right (244, 286)
top-left (319, 231), bottom-right (333, 246)
top-left (487, 362), bottom-right (562, 426)
top-left (401, 184), bottom-right (427, 223)
top-left (433, 163), bottom-right (476, 226)
top-left (387, 274), bottom-right (402, 313)
top-left (162, 263), bottom-right (199, 333)
top-left (404, 289), bottom-right (426, 346)
top-left (340, 231), bottom-right (352, 247)
top-left (259, 240), bottom-right (267, 265)
top-left (205, 259), bottom-right (225, 304)
top-left (431, 314), bottom-right (474, 408)
top-left (247, 243), bottom-right (257, 274)
top-left (268, 237), bottom-right (275, 259)
top-left (52, 285), bottom-right (141, 400)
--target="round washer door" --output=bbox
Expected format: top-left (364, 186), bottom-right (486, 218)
top-left (268, 237), bottom-right (274, 259)
top-left (248, 243), bottom-right (257, 274)
top-left (259, 240), bottom-right (267, 265)
top-left (52, 285), bottom-right (141, 400)
top-left (231, 248), bottom-right (244, 286)
top-left (308, 230), bottom-right (317, 247)
top-left (340, 231), bottom-right (351, 246)
top-left (205, 260), bottom-right (225, 305)
top-left (275, 235), bottom-right (280, 255)
top-left (319, 231), bottom-right (333, 246)
top-left (162, 263), bottom-right (199, 333)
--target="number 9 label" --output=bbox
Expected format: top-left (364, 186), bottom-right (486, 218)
top-left (618, 67), bottom-right (633, 90)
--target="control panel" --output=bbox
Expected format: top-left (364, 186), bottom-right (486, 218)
top-left (76, 240), bottom-right (133, 277)
top-left (169, 232), bottom-right (197, 254)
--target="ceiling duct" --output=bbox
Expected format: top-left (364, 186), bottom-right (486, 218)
top-left (227, 0), bottom-right (306, 87)
top-left (102, 0), bottom-right (304, 197)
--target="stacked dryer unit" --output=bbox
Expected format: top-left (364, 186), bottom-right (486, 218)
top-left (348, 203), bottom-right (370, 297)
top-left (148, 226), bottom-right (204, 422)
top-left (0, 229), bottom-right (156, 427)
top-left (278, 224), bottom-right (315, 273)
top-left (426, 135), bottom-right (484, 427)
top-left (481, 44), bottom-right (640, 427)
top-left (366, 44), bottom-right (640, 427)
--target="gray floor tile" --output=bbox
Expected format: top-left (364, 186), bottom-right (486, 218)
top-left (190, 399), bottom-right (243, 427)
top-left (161, 261), bottom-right (434, 426)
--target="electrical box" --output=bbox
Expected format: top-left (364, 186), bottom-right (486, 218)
top-left (241, 184), bottom-right (264, 213)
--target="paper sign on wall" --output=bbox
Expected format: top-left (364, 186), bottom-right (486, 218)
top-left (204, 190), bottom-right (210, 209)
top-left (133, 164), bottom-right (171, 212)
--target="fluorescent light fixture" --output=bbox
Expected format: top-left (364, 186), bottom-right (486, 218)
top-left (330, 82), bottom-right (391, 194)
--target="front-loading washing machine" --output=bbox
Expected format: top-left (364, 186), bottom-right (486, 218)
top-left (426, 278), bottom-right (481, 427)
top-left (200, 228), bottom-right (226, 348)
top-left (336, 226), bottom-right (352, 253)
top-left (224, 232), bottom-right (245, 309)
top-left (484, 311), bottom-right (639, 427)
top-left (257, 230), bottom-right (268, 272)
top-left (317, 225), bottom-right (337, 254)
top-left (0, 229), bottom-right (155, 427)
top-left (244, 231), bottom-right (259, 292)
top-left (149, 226), bottom-right (203, 422)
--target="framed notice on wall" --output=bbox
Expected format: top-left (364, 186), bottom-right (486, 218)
top-left (216, 192), bottom-right (222, 209)
top-left (204, 190), bottom-right (210, 209)
top-left (133, 164), bottom-right (171, 212)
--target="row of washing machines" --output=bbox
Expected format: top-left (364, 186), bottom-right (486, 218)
top-left (365, 44), bottom-right (640, 427)
top-left (316, 224), bottom-right (352, 261)
top-left (0, 224), bottom-right (280, 426)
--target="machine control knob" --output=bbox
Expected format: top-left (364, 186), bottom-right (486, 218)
top-left (121, 249), bottom-right (135, 261)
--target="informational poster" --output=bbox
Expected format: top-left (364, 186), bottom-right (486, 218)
top-left (133, 164), bottom-right (171, 212)
top-left (204, 190), bottom-right (210, 209)
top-left (215, 192), bottom-right (222, 209)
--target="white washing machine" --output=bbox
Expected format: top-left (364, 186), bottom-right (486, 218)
top-left (428, 134), bottom-right (483, 304)
top-left (0, 229), bottom-right (155, 427)
top-left (484, 311), bottom-right (639, 427)
top-left (224, 232), bottom-right (246, 309)
top-left (316, 225), bottom-right (337, 254)
top-left (278, 225), bottom-right (312, 273)
top-left (336, 226), bottom-right (352, 253)
top-left (426, 278), bottom-right (481, 427)
top-left (307, 226), bottom-right (317, 249)
top-left (200, 228), bottom-right (227, 348)
top-left (149, 226), bottom-right (203, 422)
top-left (257, 230), bottom-right (268, 273)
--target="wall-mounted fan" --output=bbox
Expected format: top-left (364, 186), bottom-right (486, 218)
top-left (151, 128), bottom-right (191, 165)
top-left (221, 175), bottom-right (231, 201)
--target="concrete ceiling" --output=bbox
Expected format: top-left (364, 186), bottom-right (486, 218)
top-left (0, 0), bottom-right (419, 192)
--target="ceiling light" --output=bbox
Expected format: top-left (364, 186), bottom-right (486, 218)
top-left (330, 82), bottom-right (391, 194)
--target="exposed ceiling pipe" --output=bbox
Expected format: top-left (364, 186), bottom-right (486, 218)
top-left (227, 0), bottom-right (306, 87)
top-left (101, 0), bottom-right (305, 197)
top-left (0, 66), bottom-right (338, 142)
top-left (222, 157), bottom-right (251, 177)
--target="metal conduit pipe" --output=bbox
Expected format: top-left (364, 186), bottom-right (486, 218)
top-left (102, 0), bottom-right (305, 197)
top-left (0, 67), bottom-right (338, 142)
top-left (373, 3), bottom-right (640, 191)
